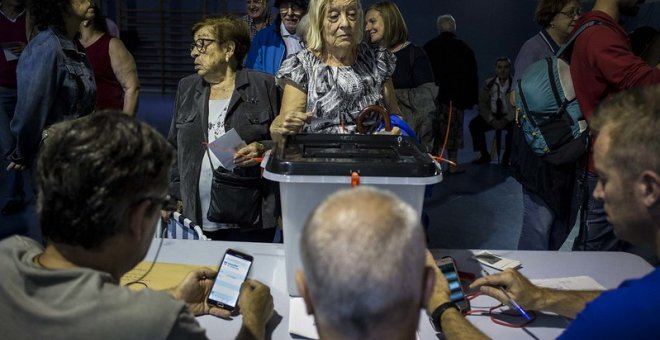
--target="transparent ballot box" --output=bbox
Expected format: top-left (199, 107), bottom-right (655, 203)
top-left (263, 134), bottom-right (443, 296)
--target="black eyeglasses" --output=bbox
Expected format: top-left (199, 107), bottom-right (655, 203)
top-left (559, 8), bottom-right (581, 18)
top-left (142, 194), bottom-right (177, 211)
top-left (190, 38), bottom-right (217, 54)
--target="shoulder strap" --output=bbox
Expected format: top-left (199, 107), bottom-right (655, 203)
top-left (556, 20), bottom-right (607, 58)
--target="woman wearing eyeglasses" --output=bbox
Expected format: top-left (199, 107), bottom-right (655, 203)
top-left (166, 16), bottom-right (280, 242)
top-left (511, 0), bottom-right (582, 251)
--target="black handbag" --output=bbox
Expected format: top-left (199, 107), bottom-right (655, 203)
top-left (206, 150), bottom-right (263, 228)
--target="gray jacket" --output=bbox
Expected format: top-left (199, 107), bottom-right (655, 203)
top-left (167, 69), bottom-right (280, 228)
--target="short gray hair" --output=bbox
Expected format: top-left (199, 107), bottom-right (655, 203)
top-left (437, 14), bottom-right (456, 34)
top-left (300, 186), bottom-right (425, 337)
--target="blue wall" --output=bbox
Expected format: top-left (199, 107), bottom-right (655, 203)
top-left (101, 0), bottom-right (660, 83)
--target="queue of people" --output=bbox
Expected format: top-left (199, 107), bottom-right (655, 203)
top-left (1, 0), bottom-right (659, 338)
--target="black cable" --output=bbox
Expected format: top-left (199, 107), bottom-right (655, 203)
top-left (124, 222), bottom-right (168, 287)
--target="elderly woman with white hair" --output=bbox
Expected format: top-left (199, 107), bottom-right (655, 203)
top-left (270, 0), bottom-right (401, 140)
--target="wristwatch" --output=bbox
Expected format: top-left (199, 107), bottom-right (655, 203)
top-left (429, 301), bottom-right (459, 333)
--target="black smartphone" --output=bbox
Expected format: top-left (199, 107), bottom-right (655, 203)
top-left (436, 256), bottom-right (471, 312)
top-left (207, 249), bottom-right (254, 311)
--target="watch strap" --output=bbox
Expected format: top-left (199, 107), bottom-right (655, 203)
top-left (429, 301), bottom-right (459, 333)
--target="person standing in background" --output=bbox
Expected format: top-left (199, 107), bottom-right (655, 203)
top-left (569, 0), bottom-right (660, 252)
top-left (242, 0), bottom-right (272, 40)
top-left (365, 1), bottom-right (437, 152)
top-left (79, 5), bottom-right (139, 115)
top-left (0, 0), bottom-right (27, 218)
top-left (168, 16), bottom-right (280, 242)
top-left (511, 0), bottom-right (582, 251)
top-left (423, 15), bottom-right (478, 174)
top-left (245, 0), bottom-right (307, 75)
top-left (4, 0), bottom-right (96, 241)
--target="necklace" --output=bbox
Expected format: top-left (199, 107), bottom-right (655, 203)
top-left (208, 102), bottom-right (229, 139)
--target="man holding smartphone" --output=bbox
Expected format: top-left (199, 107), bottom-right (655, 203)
top-left (0, 111), bottom-right (274, 340)
top-left (432, 85), bottom-right (660, 338)
top-left (296, 186), bottom-right (488, 339)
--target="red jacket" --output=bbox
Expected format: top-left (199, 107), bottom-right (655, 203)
top-left (570, 10), bottom-right (660, 170)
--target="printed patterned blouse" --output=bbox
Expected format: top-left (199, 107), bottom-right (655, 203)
top-left (277, 42), bottom-right (396, 134)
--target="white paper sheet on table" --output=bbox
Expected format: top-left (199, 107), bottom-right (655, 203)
top-left (207, 128), bottom-right (246, 171)
top-left (289, 297), bottom-right (423, 339)
top-left (531, 276), bottom-right (606, 291)
top-left (289, 297), bottom-right (319, 339)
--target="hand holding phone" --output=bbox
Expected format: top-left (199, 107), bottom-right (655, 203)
top-left (436, 256), bottom-right (471, 312)
top-left (208, 249), bottom-right (254, 312)
top-left (172, 268), bottom-right (231, 318)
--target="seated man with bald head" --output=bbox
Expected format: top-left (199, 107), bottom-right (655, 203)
top-left (295, 186), bottom-right (486, 339)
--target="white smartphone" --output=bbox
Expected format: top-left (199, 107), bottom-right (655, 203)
top-left (436, 256), bottom-right (471, 312)
top-left (207, 249), bottom-right (253, 312)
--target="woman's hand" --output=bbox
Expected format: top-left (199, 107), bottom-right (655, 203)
top-left (270, 111), bottom-right (312, 137)
top-left (234, 142), bottom-right (265, 167)
top-left (375, 126), bottom-right (402, 135)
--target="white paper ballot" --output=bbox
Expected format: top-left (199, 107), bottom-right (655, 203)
top-left (207, 128), bottom-right (247, 171)
top-left (531, 276), bottom-right (606, 291)
top-left (289, 297), bottom-right (319, 339)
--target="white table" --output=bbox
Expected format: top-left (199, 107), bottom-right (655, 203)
top-left (144, 239), bottom-right (653, 340)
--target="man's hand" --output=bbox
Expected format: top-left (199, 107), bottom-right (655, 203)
top-left (425, 251), bottom-right (489, 340)
top-left (425, 251), bottom-right (451, 313)
top-left (234, 142), bottom-right (265, 167)
top-left (239, 279), bottom-right (274, 323)
top-left (471, 268), bottom-right (602, 319)
top-left (172, 268), bottom-right (231, 319)
top-left (470, 268), bottom-right (541, 310)
top-left (236, 279), bottom-right (274, 340)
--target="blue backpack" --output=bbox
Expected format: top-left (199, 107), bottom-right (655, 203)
top-left (515, 21), bottom-right (604, 165)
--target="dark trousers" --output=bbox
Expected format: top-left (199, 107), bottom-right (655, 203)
top-left (469, 115), bottom-right (513, 160)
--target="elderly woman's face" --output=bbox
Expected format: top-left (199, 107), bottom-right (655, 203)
top-left (322, 0), bottom-right (359, 51)
top-left (190, 26), bottom-right (225, 78)
top-left (551, 0), bottom-right (581, 36)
